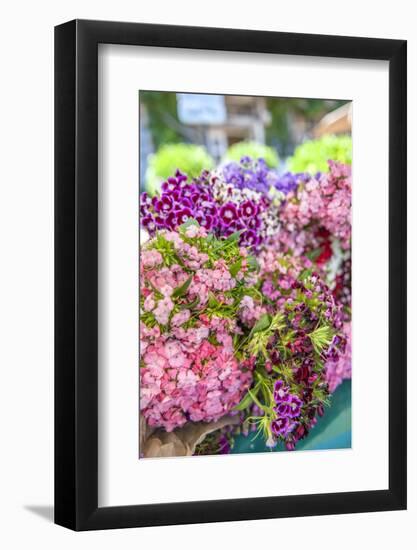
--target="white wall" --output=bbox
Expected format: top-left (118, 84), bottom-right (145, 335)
top-left (0, 1), bottom-right (414, 547)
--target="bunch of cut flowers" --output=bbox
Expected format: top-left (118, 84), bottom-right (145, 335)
top-left (140, 222), bottom-right (258, 434)
top-left (139, 156), bottom-right (352, 456)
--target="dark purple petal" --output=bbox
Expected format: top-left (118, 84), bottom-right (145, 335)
top-left (287, 395), bottom-right (302, 418)
top-left (274, 379), bottom-right (284, 393)
top-left (154, 215), bottom-right (167, 228)
top-left (219, 203), bottom-right (238, 225)
top-left (178, 197), bottom-right (193, 209)
top-left (141, 215), bottom-right (157, 234)
top-left (154, 195), bottom-right (174, 213)
top-left (140, 192), bottom-right (150, 205)
top-left (240, 229), bottom-right (260, 247)
top-left (165, 211), bottom-right (177, 229)
top-left (175, 208), bottom-right (193, 225)
top-left (180, 185), bottom-right (194, 199)
top-left (271, 417), bottom-right (290, 437)
top-left (201, 201), bottom-right (217, 216)
top-left (175, 169), bottom-right (188, 183)
top-left (161, 178), bottom-right (179, 193)
top-left (275, 402), bottom-right (291, 417)
top-left (239, 200), bottom-right (259, 219)
top-left (200, 192), bottom-right (210, 201)
top-left (171, 189), bottom-right (181, 202)
top-left (195, 212), bottom-right (215, 230)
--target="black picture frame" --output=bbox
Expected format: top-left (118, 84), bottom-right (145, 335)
top-left (55, 19), bottom-right (407, 531)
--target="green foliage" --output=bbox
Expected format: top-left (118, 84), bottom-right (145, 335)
top-left (140, 91), bottom-right (180, 147)
top-left (234, 381), bottom-right (262, 411)
top-left (171, 276), bottom-right (193, 298)
top-left (266, 98), bottom-right (349, 156)
top-left (287, 134), bottom-right (352, 174)
top-left (308, 325), bottom-right (334, 355)
top-left (251, 314), bottom-right (272, 334)
top-left (224, 141), bottom-right (279, 168)
top-left (145, 143), bottom-right (214, 195)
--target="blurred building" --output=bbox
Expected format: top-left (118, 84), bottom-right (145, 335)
top-left (176, 94), bottom-right (271, 161)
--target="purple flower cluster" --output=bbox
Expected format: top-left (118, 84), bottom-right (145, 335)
top-left (221, 157), bottom-right (275, 194)
top-left (140, 169), bottom-right (218, 234)
top-left (273, 171), bottom-right (311, 194)
top-left (271, 380), bottom-right (303, 437)
top-left (140, 169), bottom-right (265, 248)
top-left (221, 157), bottom-right (311, 196)
top-left (215, 199), bottom-right (264, 246)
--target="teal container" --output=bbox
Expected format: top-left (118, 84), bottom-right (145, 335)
top-left (231, 379), bottom-right (351, 454)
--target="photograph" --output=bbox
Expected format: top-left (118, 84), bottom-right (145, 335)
top-left (0, 0), bottom-right (411, 543)
top-left (139, 91), bottom-right (352, 458)
top-left (52, 20), bottom-right (406, 531)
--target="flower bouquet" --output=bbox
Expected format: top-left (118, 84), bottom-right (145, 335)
top-left (140, 156), bottom-right (352, 457)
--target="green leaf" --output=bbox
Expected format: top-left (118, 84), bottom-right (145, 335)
top-left (208, 292), bottom-right (220, 308)
top-left (179, 296), bottom-right (200, 309)
top-left (251, 314), bottom-right (271, 334)
top-left (299, 268), bottom-right (312, 281)
top-left (229, 258), bottom-right (242, 277)
top-left (223, 230), bottom-right (244, 245)
top-left (172, 276), bottom-right (193, 298)
top-left (248, 387), bottom-right (270, 413)
top-left (309, 325), bottom-right (334, 354)
top-left (233, 382), bottom-right (261, 411)
top-left (246, 255), bottom-right (259, 271)
top-left (179, 219), bottom-right (199, 231)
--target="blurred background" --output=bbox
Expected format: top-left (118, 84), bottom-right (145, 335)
top-left (139, 91), bottom-right (352, 193)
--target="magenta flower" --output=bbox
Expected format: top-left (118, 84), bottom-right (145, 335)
top-left (239, 200), bottom-right (259, 219)
top-left (219, 203), bottom-right (239, 225)
top-left (175, 208), bottom-right (193, 225)
top-left (195, 212), bottom-right (216, 231)
top-left (271, 417), bottom-right (291, 436)
top-left (141, 215), bottom-right (156, 233)
top-left (161, 176), bottom-right (180, 193)
top-left (273, 379), bottom-right (286, 401)
top-left (287, 395), bottom-right (303, 418)
top-left (240, 229), bottom-right (260, 248)
top-left (246, 216), bottom-right (261, 230)
top-left (154, 195), bottom-right (174, 213)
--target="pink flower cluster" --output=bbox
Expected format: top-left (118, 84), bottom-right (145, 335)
top-left (188, 259), bottom-right (237, 306)
top-left (238, 295), bottom-right (267, 327)
top-left (140, 320), bottom-right (253, 431)
top-left (140, 226), bottom-right (255, 431)
top-left (257, 247), bottom-right (314, 303)
top-left (278, 161), bottom-right (352, 254)
top-left (325, 322), bottom-right (352, 392)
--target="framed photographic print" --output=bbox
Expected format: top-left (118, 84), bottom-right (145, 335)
top-left (55, 19), bottom-right (407, 530)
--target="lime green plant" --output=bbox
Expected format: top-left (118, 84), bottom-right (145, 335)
top-left (224, 141), bottom-right (279, 168)
top-left (145, 143), bottom-right (214, 195)
top-left (287, 135), bottom-right (352, 174)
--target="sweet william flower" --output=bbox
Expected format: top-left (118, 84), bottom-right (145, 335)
top-left (175, 207), bottom-right (193, 225)
top-left (154, 195), bottom-right (174, 213)
top-left (239, 200), bottom-right (259, 218)
top-left (140, 227), bottom-right (256, 432)
top-left (271, 417), bottom-right (291, 437)
top-left (219, 202), bottom-right (239, 225)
